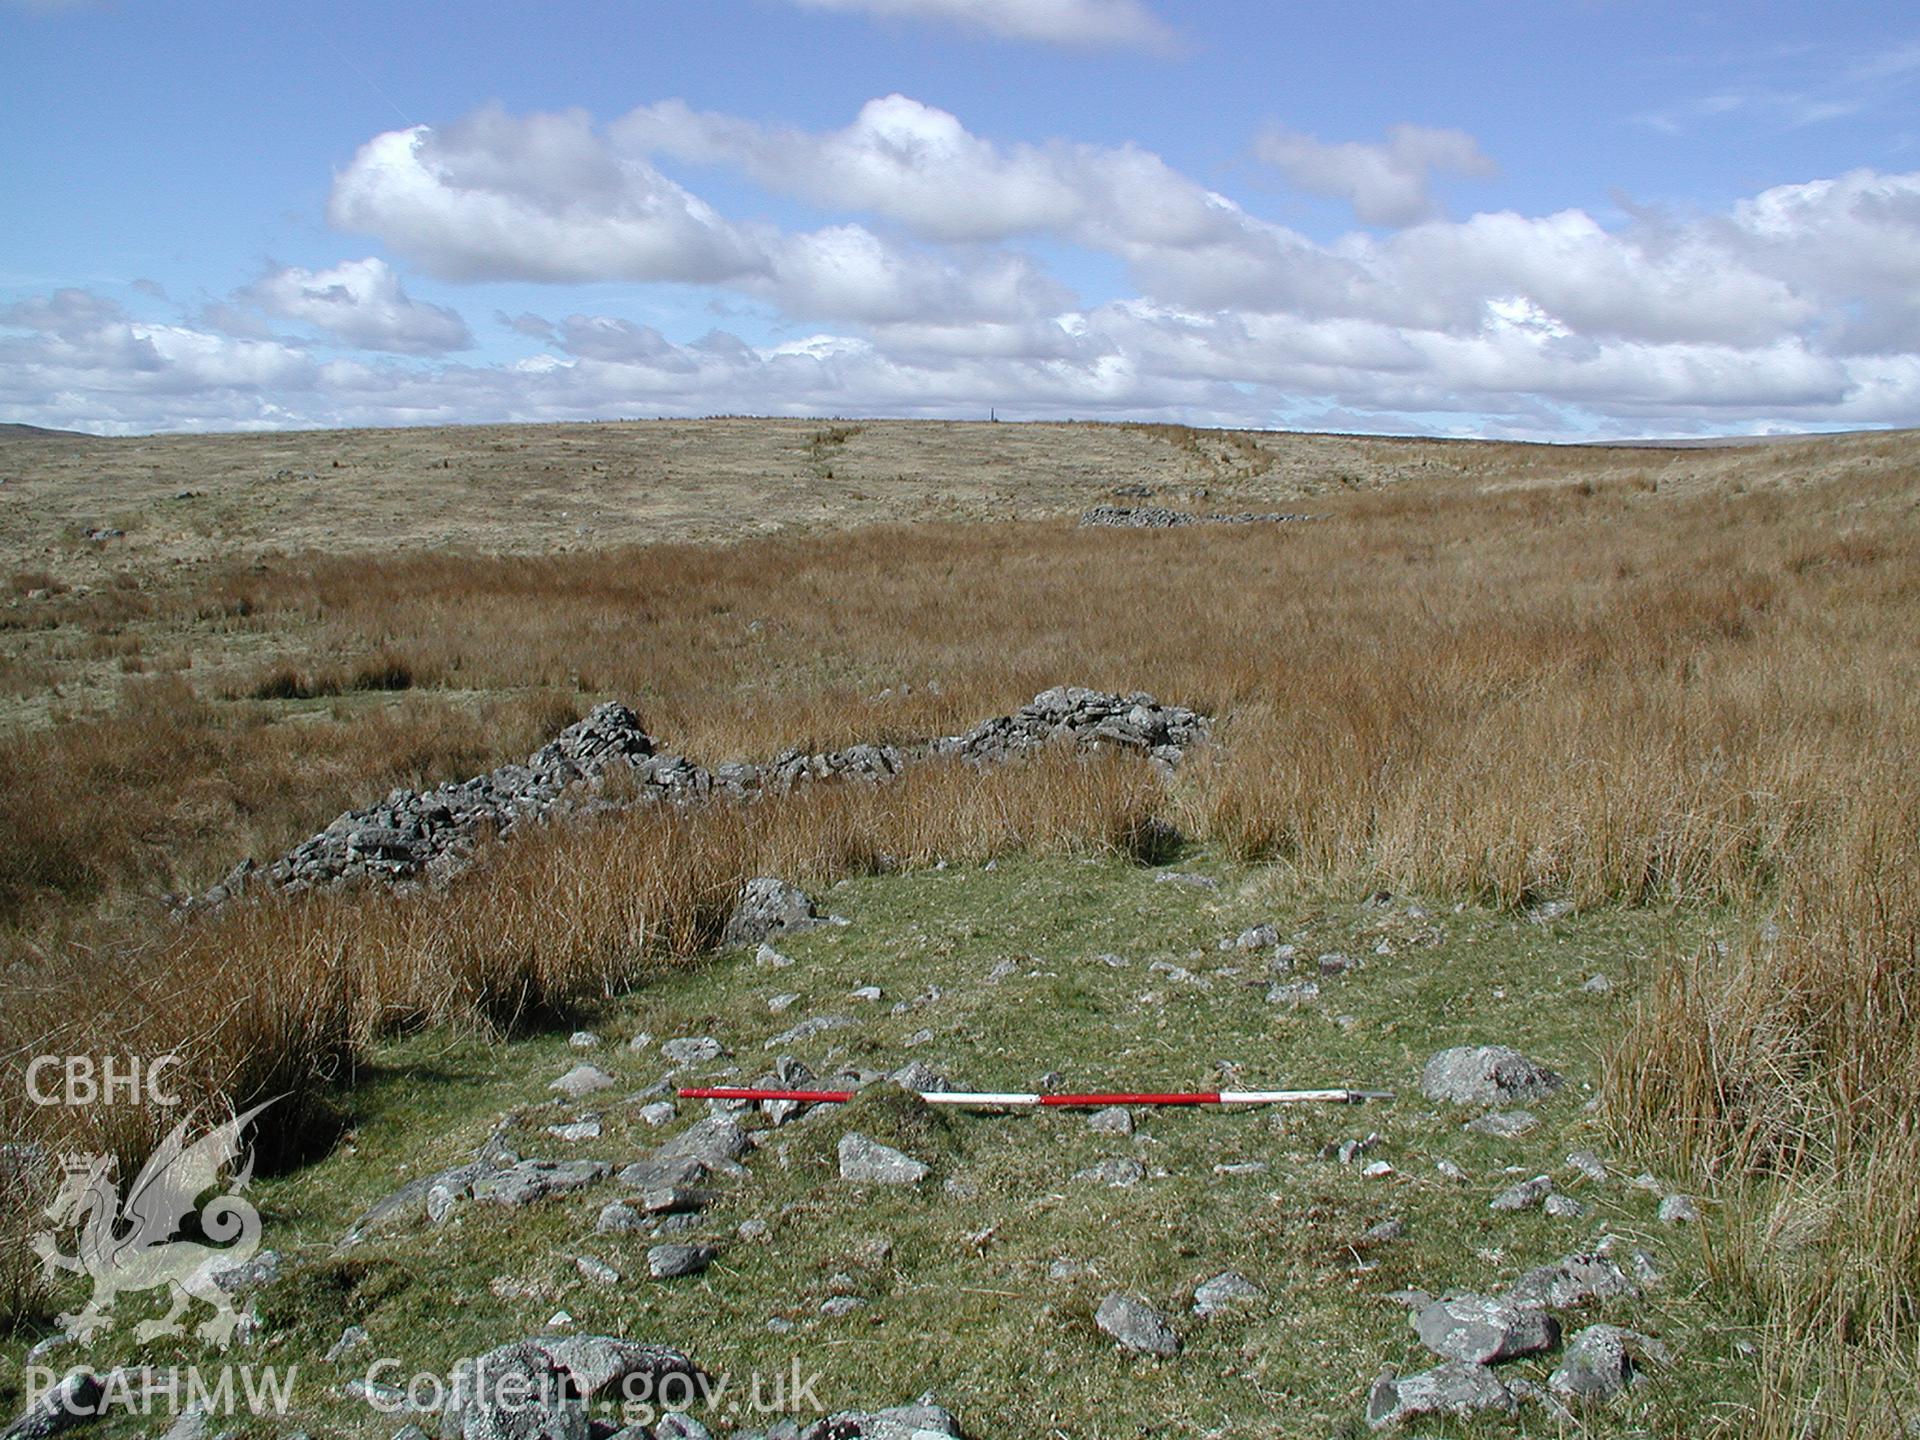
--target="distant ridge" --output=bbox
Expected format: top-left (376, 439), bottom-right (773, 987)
top-left (0, 422), bottom-right (91, 442)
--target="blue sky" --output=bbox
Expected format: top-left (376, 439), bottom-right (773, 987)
top-left (3, 0), bottom-right (1918, 437)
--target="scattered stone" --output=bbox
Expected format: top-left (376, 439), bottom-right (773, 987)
top-left (838, 1132), bottom-right (929, 1185)
top-left (576, 1256), bottom-right (621, 1286)
top-left (1073, 1157), bottom-right (1145, 1188)
top-left (1366, 1218), bottom-right (1406, 1242)
top-left (1086, 1106), bottom-right (1134, 1136)
top-left (551, 1063), bottom-right (615, 1099)
top-left (661, 1036), bottom-right (726, 1065)
top-left (765, 1015), bottom-right (858, 1049)
top-left (1323, 1134), bottom-right (1379, 1166)
top-left (756, 943), bottom-right (794, 968)
top-left (1095, 1294), bottom-right (1180, 1356)
top-left (1234, 924), bottom-right (1279, 950)
top-left (628, 1031), bottom-right (654, 1050)
top-left (1465, 1110), bottom-right (1538, 1139)
top-left (1549, 1325), bottom-right (1669, 1403)
top-left (635, 1185), bottom-right (715, 1216)
top-left (1491, 1175), bottom-right (1557, 1212)
top-left (547, 1118), bottom-right (602, 1142)
top-left (819, 1297), bottom-right (866, 1318)
top-left (887, 1060), bottom-right (953, 1093)
top-left (568, 1031), bottom-right (601, 1050)
top-left (597, 1202), bottom-right (644, 1234)
top-left (1048, 1257), bottom-right (1084, 1281)
top-left (325, 1325), bottom-right (369, 1363)
top-left (210, 1248), bottom-right (281, 1294)
top-left (638, 1101), bottom-right (676, 1127)
top-left (1545, 1194), bottom-right (1588, 1220)
top-left (1435, 1159), bottom-right (1467, 1182)
top-left (1501, 1252), bottom-right (1638, 1310)
top-left (439, 1335), bottom-right (700, 1440)
top-left (1415, 1294), bottom-right (1561, 1364)
top-left (798, 1400), bottom-right (964, 1439)
top-left (723, 878), bottom-right (820, 946)
top-left (1317, 952), bottom-right (1358, 975)
top-left (1421, 1046), bottom-right (1564, 1107)
top-left (1266, 981), bottom-right (1321, 1005)
top-left (1193, 1271), bottom-right (1265, 1317)
top-left (1581, 974), bottom-right (1613, 994)
top-left (473, 1159), bottom-right (612, 1207)
top-left (738, 1218), bottom-right (770, 1242)
top-left (1567, 1150), bottom-right (1609, 1183)
top-left (648, 1244), bottom-right (717, 1279)
top-left (851, 985), bottom-right (883, 1002)
top-left (1213, 1160), bottom-right (1268, 1177)
top-left (1658, 1194), bottom-right (1701, 1225)
top-left (1366, 1361), bottom-right (1517, 1429)
top-left (768, 992), bottom-right (801, 1014)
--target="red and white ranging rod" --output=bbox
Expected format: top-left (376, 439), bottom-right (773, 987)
top-left (678, 1086), bottom-right (1394, 1109)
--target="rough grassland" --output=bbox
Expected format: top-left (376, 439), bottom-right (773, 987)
top-left (4, 852), bottom-right (1718, 1437)
top-left (1, 419), bottom-right (1918, 1436)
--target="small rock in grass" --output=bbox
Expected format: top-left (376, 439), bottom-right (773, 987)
top-left (756, 943), bottom-right (793, 968)
top-left (850, 985), bottom-right (883, 1002)
top-left (637, 1100), bottom-right (675, 1127)
top-left (647, 1244), bottom-right (716, 1279)
top-left (766, 1316), bottom-right (794, 1334)
top-left (568, 1031), bottom-right (601, 1050)
top-left (1366, 1361), bottom-right (1516, 1428)
top-left (838, 1132), bottom-right (929, 1185)
top-left (1073, 1157), bottom-right (1145, 1188)
top-left (1362, 1160), bottom-right (1395, 1179)
top-left (661, 1036), bottom-right (725, 1066)
top-left (1435, 1159), bottom-right (1467, 1181)
top-left (1095, 1294), bottom-right (1180, 1356)
top-left (326, 1324), bottom-right (370, 1363)
top-left (1567, 1150), bottom-right (1609, 1183)
top-left (738, 1218), bottom-right (770, 1242)
top-left (1366, 1218), bottom-right (1406, 1242)
top-left (1549, 1324), bottom-right (1669, 1403)
top-left (1491, 1175), bottom-right (1557, 1212)
top-left (596, 1202), bottom-right (644, 1234)
top-left (1266, 981), bottom-right (1321, 1005)
top-left (550, 1064), bottom-right (615, 1098)
top-left (1234, 924), bottom-right (1279, 950)
top-left (1465, 1110), bottom-right (1537, 1138)
top-left (1582, 973), bottom-right (1613, 994)
top-left (1421, 1046), bottom-right (1563, 1107)
top-left (1501, 1252), bottom-right (1638, 1310)
top-left (1657, 1192), bottom-right (1700, 1224)
top-left (820, 1296), bottom-right (866, 1317)
top-left (548, 1118), bottom-right (602, 1142)
top-left (1193, 1271), bottom-right (1265, 1317)
top-left (1048, 1257), bottom-right (1084, 1280)
top-left (1086, 1106), bottom-right (1134, 1136)
top-left (1416, 1294), bottom-right (1560, 1364)
top-left (575, 1256), bottom-right (621, 1286)
top-left (767, 992), bottom-right (800, 1014)
top-left (1545, 1193), bottom-right (1588, 1220)
top-left (1323, 1134), bottom-right (1379, 1166)
top-left (627, 1031), bottom-right (654, 1051)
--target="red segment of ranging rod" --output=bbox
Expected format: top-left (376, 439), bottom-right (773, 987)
top-left (676, 1086), bottom-right (1392, 1107)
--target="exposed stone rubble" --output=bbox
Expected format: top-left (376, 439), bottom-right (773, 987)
top-left (178, 687), bottom-right (1211, 909)
top-left (1077, 505), bottom-right (1317, 528)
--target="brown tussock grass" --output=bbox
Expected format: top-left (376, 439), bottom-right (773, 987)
top-left (1, 445), bottom-right (1917, 1426)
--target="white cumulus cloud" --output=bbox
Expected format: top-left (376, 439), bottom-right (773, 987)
top-left (240, 258), bottom-right (472, 354)
top-left (1254, 124), bottom-right (1497, 227)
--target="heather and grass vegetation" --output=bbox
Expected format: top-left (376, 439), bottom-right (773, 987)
top-left (0, 420), bottom-right (1916, 1434)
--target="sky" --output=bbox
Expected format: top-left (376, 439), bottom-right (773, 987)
top-left (3, 0), bottom-right (1919, 439)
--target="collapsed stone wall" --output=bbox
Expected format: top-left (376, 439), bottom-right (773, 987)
top-left (1077, 505), bottom-right (1318, 528)
top-left (180, 686), bottom-right (1210, 909)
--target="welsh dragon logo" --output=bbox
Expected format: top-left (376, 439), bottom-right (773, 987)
top-left (31, 1100), bottom-right (274, 1348)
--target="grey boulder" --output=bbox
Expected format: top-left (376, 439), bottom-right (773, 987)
top-left (838, 1132), bottom-right (929, 1185)
top-left (1421, 1046), bottom-right (1563, 1106)
top-left (1366, 1361), bottom-right (1516, 1429)
top-left (1549, 1324), bottom-right (1670, 1403)
top-left (1415, 1294), bottom-right (1560, 1364)
top-left (722, 878), bottom-right (820, 946)
top-left (1095, 1294), bottom-right (1180, 1356)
